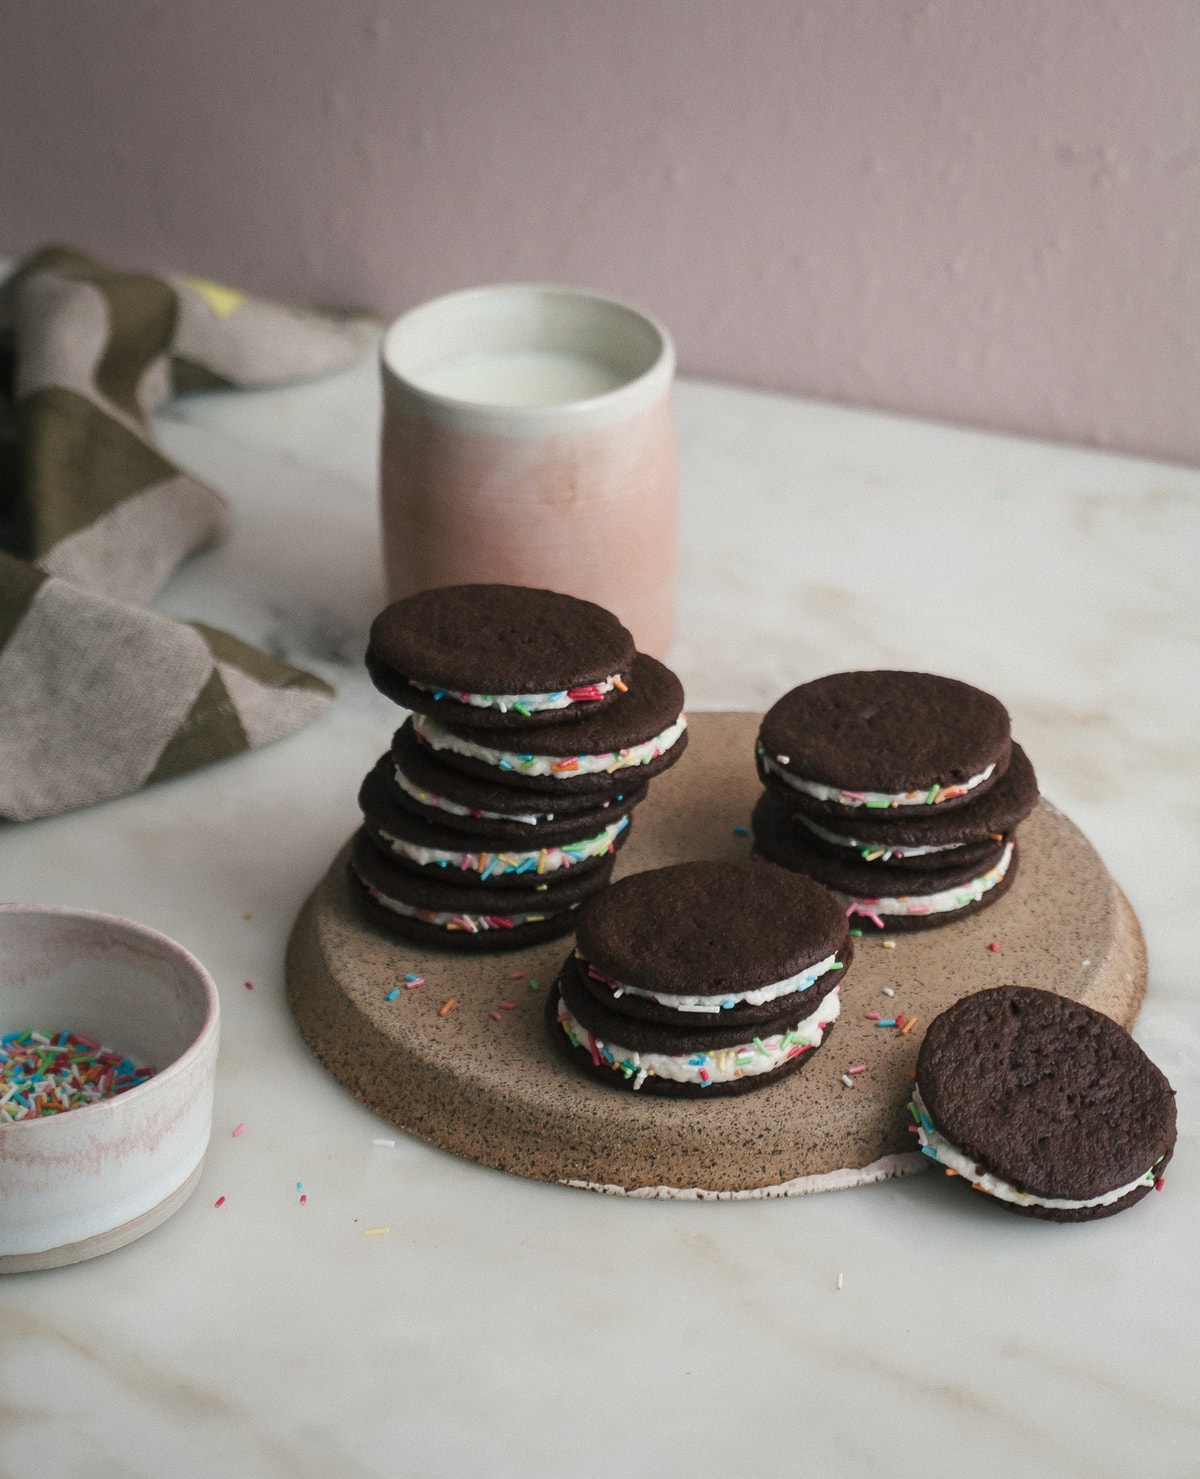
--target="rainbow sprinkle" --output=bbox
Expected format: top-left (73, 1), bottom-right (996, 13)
top-left (0, 1029), bottom-right (154, 1121)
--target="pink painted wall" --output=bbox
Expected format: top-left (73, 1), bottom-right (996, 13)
top-left (3, 1), bottom-right (1198, 464)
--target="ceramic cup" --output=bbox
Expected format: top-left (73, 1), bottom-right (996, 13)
top-left (380, 284), bottom-right (677, 657)
top-left (0, 904), bottom-right (220, 1273)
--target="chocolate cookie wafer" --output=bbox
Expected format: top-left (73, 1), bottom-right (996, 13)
top-left (412, 652), bottom-right (687, 797)
top-left (366, 584), bottom-right (636, 729)
top-left (359, 755), bottom-right (635, 890)
top-left (751, 790), bottom-right (1020, 931)
top-left (389, 720), bottom-right (648, 838)
top-left (912, 986), bottom-right (1176, 1221)
top-left (350, 829), bottom-right (613, 951)
top-left (757, 670), bottom-right (1012, 818)
top-left (767, 743), bottom-right (1039, 874)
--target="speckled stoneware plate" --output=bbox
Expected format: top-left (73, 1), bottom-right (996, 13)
top-left (285, 712), bottom-right (1145, 1199)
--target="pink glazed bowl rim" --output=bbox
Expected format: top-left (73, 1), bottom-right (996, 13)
top-left (0, 901), bottom-right (220, 1135)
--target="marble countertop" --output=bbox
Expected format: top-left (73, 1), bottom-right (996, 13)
top-left (2, 352), bottom-right (1198, 1478)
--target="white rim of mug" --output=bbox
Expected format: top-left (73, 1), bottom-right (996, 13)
top-left (380, 283), bottom-right (675, 433)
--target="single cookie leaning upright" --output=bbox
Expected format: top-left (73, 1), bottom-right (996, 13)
top-left (549, 860), bottom-right (852, 1096)
top-left (758, 670), bottom-right (1012, 817)
top-left (912, 986), bottom-right (1176, 1221)
top-left (366, 584), bottom-right (636, 729)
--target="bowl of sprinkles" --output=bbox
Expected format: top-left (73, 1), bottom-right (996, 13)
top-left (0, 904), bottom-right (219, 1273)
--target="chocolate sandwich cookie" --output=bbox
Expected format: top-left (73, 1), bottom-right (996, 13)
top-left (389, 720), bottom-right (649, 837)
top-left (411, 652), bottom-right (688, 796)
top-left (359, 756), bottom-right (635, 890)
top-left (549, 861), bottom-right (851, 1095)
top-left (766, 743), bottom-right (1039, 875)
top-left (366, 584), bottom-right (636, 729)
top-left (757, 670), bottom-right (1012, 818)
top-left (350, 829), bottom-right (613, 951)
top-left (912, 986), bottom-right (1176, 1221)
top-left (751, 790), bottom-right (1020, 931)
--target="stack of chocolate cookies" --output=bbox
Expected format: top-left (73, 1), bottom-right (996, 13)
top-left (351, 584), bottom-right (688, 951)
top-left (550, 861), bottom-right (853, 1095)
top-left (751, 670), bottom-right (1038, 931)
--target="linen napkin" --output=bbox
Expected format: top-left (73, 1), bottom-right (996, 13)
top-left (0, 245), bottom-right (376, 822)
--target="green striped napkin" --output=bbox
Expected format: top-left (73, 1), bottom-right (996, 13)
top-left (0, 246), bottom-right (376, 821)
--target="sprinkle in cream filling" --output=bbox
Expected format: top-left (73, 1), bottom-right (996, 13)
top-left (413, 711), bottom-right (687, 778)
top-left (759, 748), bottom-right (996, 808)
top-left (557, 985), bottom-right (841, 1088)
top-left (375, 816), bottom-right (629, 878)
top-left (393, 765), bottom-right (547, 826)
top-left (795, 814), bottom-right (965, 861)
top-left (909, 1087), bottom-right (1160, 1209)
top-left (584, 951), bottom-right (843, 1013)
top-left (410, 676), bottom-right (620, 714)
top-left (359, 877), bottom-right (574, 933)
top-left (836, 841), bottom-right (1014, 927)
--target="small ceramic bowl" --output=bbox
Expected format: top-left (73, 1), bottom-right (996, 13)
top-left (0, 904), bottom-right (220, 1273)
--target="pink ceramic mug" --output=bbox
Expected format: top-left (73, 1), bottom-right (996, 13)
top-left (379, 285), bottom-right (677, 656)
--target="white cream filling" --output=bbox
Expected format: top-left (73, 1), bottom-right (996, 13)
top-left (910, 1087), bottom-right (1159, 1209)
top-left (761, 752), bottom-right (996, 809)
top-left (375, 816), bottom-right (628, 877)
top-left (410, 676), bottom-right (619, 714)
top-left (359, 877), bottom-right (574, 932)
top-left (592, 952), bottom-right (842, 1014)
top-left (393, 765), bottom-right (547, 826)
top-left (795, 814), bottom-right (965, 861)
top-left (836, 841), bottom-right (1014, 922)
top-left (558, 984), bottom-right (841, 1088)
top-left (413, 711), bottom-right (687, 778)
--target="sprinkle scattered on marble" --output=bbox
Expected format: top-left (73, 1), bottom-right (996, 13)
top-left (882, 987), bottom-right (895, 997)
top-left (900, 1016), bottom-right (919, 1036)
top-left (232, 1122), bottom-right (245, 1137)
top-left (849, 928), bottom-right (863, 938)
top-left (840, 1073), bottom-right (855, 1088)
top-left (438, 998), bottom-right (457, 1017)
top-left (489, 1009), bottom-right (502, 1021)
top-left (732, 825), bottom-right (749, 836)
top-left (362, 1226), bottom-right (390, 1237)
top-left (0, 1029), bottom-right (154, 1120)
top-left (846, 1064), bottom-right (867, 1075)
top-left (372, 1138), bottom-right (396, 1147)
top-left (385, 987), bottom-right (400, 1002)
top-left (988, 941), bottom-right (1000, 952)
top-left (244, 980), bottom-right (254, 990)
top-left (510, 971), bottom-right (526, 980)
top-left (214, 1195), bottom-right (226, 1208)
top-left (882, 939), bottom-right (896, 950)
